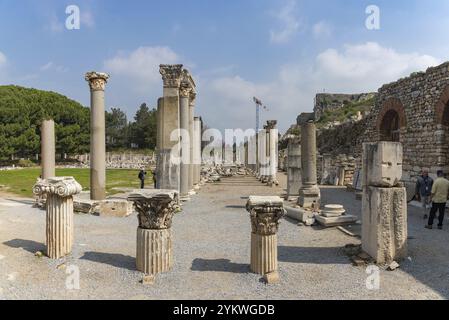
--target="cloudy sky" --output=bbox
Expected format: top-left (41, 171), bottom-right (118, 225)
top-left (0, 0), bottom-right (448, 132)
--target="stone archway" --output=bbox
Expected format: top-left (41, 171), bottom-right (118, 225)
top-left (377, 98), bottom-right (406, 142)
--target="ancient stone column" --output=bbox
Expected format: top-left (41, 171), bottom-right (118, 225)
top-left (298, 121), bottom-right (321, 208)
top-left (85, 71), bottom-right (109, 201)
top-left (246, 196), bottom-right (285, 275)
top-left (156, 65), bottom-right (183, 191)
top-left (362, 142), bottom-right (407, 264)
top-left (188, 93), bottom-right (196, 192)
top-left (128, 190), bottom-right (179, 275)
top-left (179, 83), bottom-right (191, 198)
top-left (33, 177), bottom-right (82, 259)
top-left (266, 121), bottom-right (278, 186)
top-left (287, 137), bottom-right (301, 200)
top-left (41, 119), bottom-right (56, 179)
top-left (193, 117), bottom-right (201, 187)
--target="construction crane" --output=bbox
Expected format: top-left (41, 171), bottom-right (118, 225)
top-left (253, 96), bottom-right (268, 133)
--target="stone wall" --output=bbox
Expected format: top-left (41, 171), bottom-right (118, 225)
top-left (357, 62), bottom-right (449, 182)
top-left (314, 92), bottom-right (376, 121)
top-left (318, 154), bottom-right (356, 186)
top-left (75, 152), bottom-right (156, 169)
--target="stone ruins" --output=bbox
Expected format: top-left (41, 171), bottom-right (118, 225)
top-left (32, 177), bottom-right (82, 259)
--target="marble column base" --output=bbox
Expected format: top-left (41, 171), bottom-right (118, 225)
top-left (250, 233), bottom-right (277, 275)
top-left (136, 227), bottom-right (173, 275)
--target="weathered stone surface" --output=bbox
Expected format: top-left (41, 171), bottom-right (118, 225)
top-left (136, 227), bottom-right (172, 275)
top-left (41, 119), bottom-right (55, 179)
top-left (315, 214), bottom-right (357, 228)
top-left (284, 205), bottom-right (315, 224)
top-left (286, 138), bottom-right (301, 199)
top-left (362, 142), bottom-right (403, 187)
top-left (251, 233), bottom-right (277, 275)
top-left (33, 177), bottom-right (82, 259)
top-left (362, 187), bottom-right (407, 264)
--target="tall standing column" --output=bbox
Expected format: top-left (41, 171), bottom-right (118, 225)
top-left (157, 65), bottom-right (183, 191)
top-left (287, 137), bottom-right (301, 200)
top-left (246, 196), bottom-right (285, 275)
top-left (298, 121), bottom-right (321, 208)
top-left (179, 84), bottom-right (191, 198)
top-left (33, 177), bottom-right (82, 259)
top-left (188, 93), bottom-right (196, 192)
top-left (128, 190), bottom-right (179, 275)
top-left (85, 72), bottom-right (109, 201)
top-left (41, 119), bottom-right (56, 179)
top-left (193, 117), bottom-right (201, 187)
top-left (266, 120), bottom-right (278, 186)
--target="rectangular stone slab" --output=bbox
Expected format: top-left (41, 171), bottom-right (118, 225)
top-left (127, 189), bottom-right (178, 201)
top-left (247, 196), bottom-right (284, 208)
top-left (362, 142), bottom-right (403, 187)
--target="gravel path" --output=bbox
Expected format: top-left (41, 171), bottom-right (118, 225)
top-left (0, 173), bottom-right (447, 300)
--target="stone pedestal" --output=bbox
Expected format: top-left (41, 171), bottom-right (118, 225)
top-left (286, 138), bottom-right (301, 200)
top-left (362, 186), bottom-right (407, 264)
top-left (361, 142), bottom-right (407, 264)
top-left (128, 189), bottom-right (179, 275)
top-left (315, 204), bottom-right (357, 227)
top-left (136, 227), bottom-right (172, 275)
top-left (246, 196), bottom-right (285, 275)
top-left (33, 177), bottom-right (82, 259)
top-left (85, 71), bottom-right (109, 201)
top-left (41, 119), bottom-right (56, 179)
top-left (298, 121), bottom-right (320, 208)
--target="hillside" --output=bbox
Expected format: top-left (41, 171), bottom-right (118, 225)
top-left (0, 85), bottom-right (90, 161)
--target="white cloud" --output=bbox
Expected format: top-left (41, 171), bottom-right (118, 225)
top-left (104, 46), bottom-right (180, 91)
top-left (199, 42), bottom-right (440, 132)
top-left (270, 0), bottom-right (300, 44)
top-left (48, 14), bottom-right (64, 33)
top-left (40, 62), bottom-right (69, 73)
top-left (0, 51), bottom-right (8, 83)
top-left (0, 51), bottom-right (6, 67)
top-left (313, 21), bottom-right (332, 38)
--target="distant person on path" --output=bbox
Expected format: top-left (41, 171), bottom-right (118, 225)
top-left (425, 170), bottom-right (449, 230)
top-left (152, 168), bottom-right (157, 189)
top-left (138, 169), bottom-right (147, 189)
top-left (415, 169), bottom-right (433, 219)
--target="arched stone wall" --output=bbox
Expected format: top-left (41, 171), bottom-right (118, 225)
top-left (376, 98), bottom-right (407, 142)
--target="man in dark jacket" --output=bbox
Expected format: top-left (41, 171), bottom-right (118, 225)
top-left (138, 169), bottom-right (147, 189)
top-left (416, 169), bottom-right (433, 219)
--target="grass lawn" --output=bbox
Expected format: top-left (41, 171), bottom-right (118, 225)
top-left (0, 168), bottom-right (153, 198)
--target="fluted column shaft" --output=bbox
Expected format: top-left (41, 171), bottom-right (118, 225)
top-left (46, 193), bottom-right (74, 259)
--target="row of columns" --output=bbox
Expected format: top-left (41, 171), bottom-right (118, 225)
top-left (157, 65), bottom-right (202, 198)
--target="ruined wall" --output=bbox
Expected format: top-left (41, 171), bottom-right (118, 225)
top-left (314, 92), bottom-right (376, 120)
top-left (357, 62), bottom-right (449, 182)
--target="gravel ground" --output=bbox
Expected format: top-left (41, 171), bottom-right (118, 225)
top-left (0, 172), bottom-right (448, 300)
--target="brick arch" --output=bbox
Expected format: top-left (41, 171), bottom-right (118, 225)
top-left (435, 86), bottom-right (449, 126)
top-left (376, 98), bottom-right (407, 142)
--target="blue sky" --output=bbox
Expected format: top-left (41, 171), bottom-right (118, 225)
top-left (0, 0), bottom-right (448, 132)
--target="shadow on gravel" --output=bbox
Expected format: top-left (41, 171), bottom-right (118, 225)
top-left (278, 246), bottom-right (349, 264)
top-left (191, 258), bottom-right (249, 273)
top-left (5, 198), bottom-right (35, 206)
top-left (3, 239), bottom-right (45, 254)
top-left (225, 205), bottom-right (246, 209)
top-left (80, 252), bottom-right (136, 271)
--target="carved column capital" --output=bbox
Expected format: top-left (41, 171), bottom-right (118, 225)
top-left (246, 196), bottom-right (285, 235)
top-left (179, 84), bottom-right (192, 98)
top-left (33, 177), bottom-right (82, 197)
top-left (85, 71), bottom-right (110, 91)
top-left (159, 64), bottom-right (183, 88)
top-left (128, 190), bottom-right (180, 229)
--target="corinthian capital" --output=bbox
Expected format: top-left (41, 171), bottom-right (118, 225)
top-left (160, 64), bottom-right (183, 88)
top-left (33, 177), bottom-right (82, 197)
top-left (128, 190), bottom-right (180, 229)
top-left (246, 196), bottom-right (285, 235)
top-left (85, 71), bottom-right (110, 91)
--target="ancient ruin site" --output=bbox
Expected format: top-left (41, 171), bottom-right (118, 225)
top-left (1, 0), bottom-right (449, 307)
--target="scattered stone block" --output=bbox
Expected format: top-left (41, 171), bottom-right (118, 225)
top-left (362, 142), bottom-right (403, 188)
top-left (141, 274), bottom-right (155, 285)
top-left (315, 214), bottom-right (357, 228)
top-left (387, 261), bottom-right (400, 271)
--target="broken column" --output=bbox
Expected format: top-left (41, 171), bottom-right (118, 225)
top-left (157, 65), bottom-right (183, 191)
top-left (128, 190), bottom-right (179, 275)
top-left (298, 121), bottom-right (320, 208)
top-left (33, 177), bottom-right (82, 259)
top-left (246, 196), bottom-right (285, 275)
top-left (85, 71), bottom-right (109, 201)
top-left (286, 137), bottom-right (301, 200)
top-left (41, 119), bottom-right (56, 179)
top-left (362, 142), bottom-right (407, 265)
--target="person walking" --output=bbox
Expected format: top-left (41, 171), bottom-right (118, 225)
top-left (138, 169), bottom-right (147, 189)
top-left (425, 170), bottom-right (449, 230)
top-left (415, 169), bottom-right (433, 219)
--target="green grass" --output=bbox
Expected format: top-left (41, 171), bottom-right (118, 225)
top-left (0, 168), bottom-right (153, 197)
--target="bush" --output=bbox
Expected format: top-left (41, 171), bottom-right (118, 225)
top-left (17, 159), bottom-right (37, 167)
